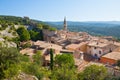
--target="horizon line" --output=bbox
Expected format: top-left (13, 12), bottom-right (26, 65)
top-left (1, 15), bottom-right (120, 22)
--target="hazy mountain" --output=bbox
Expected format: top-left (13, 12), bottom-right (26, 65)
top-left (46, 21), bottom-right (120, 26)
top-left (46, 21), bottom-right (120, 38)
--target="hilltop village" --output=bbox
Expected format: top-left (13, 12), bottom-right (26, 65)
top-left (20, 17), bottom-right (120, 75)
top-left (1, 16), bottom-right (120, 79)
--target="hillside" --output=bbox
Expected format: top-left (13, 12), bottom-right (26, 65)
top-left (46, 21), bottom-right (120, 38)
top-left (0, 15), bottom-right (58, 47)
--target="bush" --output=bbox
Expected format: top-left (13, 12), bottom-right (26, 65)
top-left (16, 26), bottom-right (30, 41)
top-left (21, 42), bottom-right (31, 49)
top-left (49, 27), bottom-right (57, 31)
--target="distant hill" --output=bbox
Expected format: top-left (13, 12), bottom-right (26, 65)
top-left (46, 21), bottom-right (120, 38)
top-left (0, 15), bottom-right (44, 25)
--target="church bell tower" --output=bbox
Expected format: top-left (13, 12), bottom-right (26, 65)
top-left (63, 17), bottom-right (67, 31)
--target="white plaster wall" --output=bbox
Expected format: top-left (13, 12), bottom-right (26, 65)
top-left (87, 46), bottom-right (104, 58)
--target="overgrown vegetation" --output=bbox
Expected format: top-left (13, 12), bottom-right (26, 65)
top-left (0, 47), bottom-right (119, 80)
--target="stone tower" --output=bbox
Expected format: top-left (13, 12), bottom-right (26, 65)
top-left (63, 17), bottom-right (67, 31)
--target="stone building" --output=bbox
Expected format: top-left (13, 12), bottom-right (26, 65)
top-left (87, 42), bottom-right (118, 58)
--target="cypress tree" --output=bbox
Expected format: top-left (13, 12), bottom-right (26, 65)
top-left (50, 48), bottom-right (54, 70)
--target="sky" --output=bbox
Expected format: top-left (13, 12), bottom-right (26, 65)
top-left (0, 0), bottom-right (120, 21)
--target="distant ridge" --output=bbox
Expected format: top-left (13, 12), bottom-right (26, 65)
top-left (46, 21), bottom-right (120, 38)
top-left (46, 21), bottom-right (120, 25)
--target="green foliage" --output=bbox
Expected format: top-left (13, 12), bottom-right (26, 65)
top-left (50, 49), bottom-right (54, 70)
top-left (43, 24), bottom-right (50, 29)
top-left (12, 37), bottom-right (20, 47)
top-left (29, 30), bottom-right (41, 41)
top-left (0, 15), bottom-right (26, 25)
top-left (21, 42), bottom-right (31, 49)
top-left (19, 54), bottom-right (30, 62)
top-left (51, 53), bottom-right (76, 80)
top-left (3, 36), bottom-right (12, 41)
top-left (12, 31), bottom-right (17, 36)
top-left (1, 23), bottom-right (8, 30)
top-left (43, 24), bottom-right (57, 31)
top-left (0, 47), bottom-right (20, 79)
top-left (3, 64), bottom-right (20, 79)
top-left (49, 27), bottom-right (57, 31)
top-left (33, 50), bottom-right (43, 66)
top-left (51, 66), bottom-right (77, 80)
top-left (10, 25), bottom-right (16, 31)
top-left (0, 15), bottom-right (56, 42)
top-left (21, 62), bottom-right (44, 80)
top-left (78, 64), bottom-right (107, 80)
top-left (16, 26), bottom-right (30, 41)
top-left (20, 50), bottom-right (45, 80)
top-left (55, 54), bottom-right (75, 68)
top-left (37, 23), bottom-right (43, 29)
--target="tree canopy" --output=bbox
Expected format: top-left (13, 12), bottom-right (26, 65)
top-left (0, 47), bottom-right (20, 79)
top-left (78, 64), bottom-right (107, 80)
top-left (16, 26), bottom-right (30, 41)
top-left (29, 30), bottom-right (41, 41)
top-left (55, 54), bottom-right (75, 68)
top-left (50, 54), bottom-right (76, 80)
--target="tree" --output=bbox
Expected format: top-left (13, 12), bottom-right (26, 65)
top-left (21, 51), bottom-right (46, 80)
top-left (0, 47), bottom-right (20, 79)
top-left (3, 64), bottom-right (20, 79)
top-left (55, 54), bottom-right (75, 68)
top-left (51, 54), bottom-right (77, 80)
top-left (29, 30), bottom-right (41, 41)
top-left (37, 23), bottom-right (43, 29)
top-left (43, 24), bottom-right (50, 29)
top-left (33, 50), bottom-right (43, 66)
top-left (51, 66), bottom-right (77, 80)
top-left (78, 64), bottom-right (107, 80)
top-left (16, 26), bottom-right (30, 41)
top-left (50, 48), bottom-right (54, 70)
top-left (22, 62), bottom-right (44, 80)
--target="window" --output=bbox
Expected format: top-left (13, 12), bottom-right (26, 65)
top-left (99, 51), bottom-right (101, 54)
top-left (94, 54), bottom-right (97, 57)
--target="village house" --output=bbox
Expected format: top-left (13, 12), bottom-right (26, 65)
top-left (100, 47), bottom-right (120, 65)
top-left (42, 29), bottom-right (57, 42)
top-left (65, 42), bottom-right (87, 53)
top-left (100, 52), bottom-right (120, 65)
top-left (87, 41), bottom-right (118, 59)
